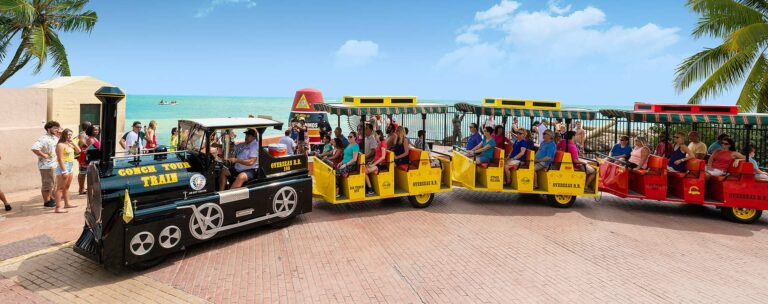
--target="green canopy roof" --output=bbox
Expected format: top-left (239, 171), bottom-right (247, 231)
top-left (454, 102), bottom-right (597, 120)
top-left (599, 109), bottom-right (768, 125)
top-left (314, 103), bottom-right (448, 116)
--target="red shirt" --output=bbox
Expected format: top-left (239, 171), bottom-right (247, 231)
top-left (374, 140), bottom-right (387, 163)
top-left (711, 150), bottom-right (733, 171)
top-left (557, 140), bottom-right (580, 162)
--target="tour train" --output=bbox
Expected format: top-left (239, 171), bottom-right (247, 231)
top-left (75, 87), bottom-right (768, 273)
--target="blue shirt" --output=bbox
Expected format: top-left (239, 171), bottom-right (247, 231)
top-left (536, 140), bottom-right (556, 166)
top-left (749, 158), bottom-right (761, 176)
top-left (342, 142), bottom-right (360, 164)
top-left (338, 136), bottom-right (349, 147)
top-left (480, 137), bottom-right (496, 160)
top-left (509, 139), bottom-right (528, 160)
top-left (234, 140), bottom-right (259, 171)
top-left (466, 132), bottom-right (482, 150)
top-left (610, 143), bottom-right (632, 159)
top-left (278, 136), bottom-right (295, 155)
top-left (708, 142), bottom-right (721, 155)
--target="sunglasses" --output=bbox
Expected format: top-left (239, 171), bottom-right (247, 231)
top-left (721, 142), bottom-right (730, 145)
top-left (674, 136), bottom-right (681, 139)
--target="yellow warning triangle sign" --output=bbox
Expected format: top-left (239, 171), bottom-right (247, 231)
top-left (295, 94), bottom-right (310, 110)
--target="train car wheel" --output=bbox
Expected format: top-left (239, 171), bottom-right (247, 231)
top-left (722, 207), bottom-right (762, 224)
top-left (409, 193), bottom-right (434, 208)
top-left (548, 195), bottom-right (576, 208)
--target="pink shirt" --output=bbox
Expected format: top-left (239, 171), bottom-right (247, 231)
top-left (557, 140), bottom-right (579, 162)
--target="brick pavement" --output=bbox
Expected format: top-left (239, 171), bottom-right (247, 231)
top-left (2, 187), bottom-right (768, 303)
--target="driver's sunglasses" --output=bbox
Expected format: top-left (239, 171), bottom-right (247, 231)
top-left (133, 125), bottom-right (142, 129)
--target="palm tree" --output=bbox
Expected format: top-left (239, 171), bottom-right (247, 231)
top-left (675, 0), bottom-right (768, 112)
top-left (0, 0), bottom-right (97, 86)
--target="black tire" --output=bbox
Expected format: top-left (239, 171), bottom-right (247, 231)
top-left (721, 207), bottom-right (762, 224)
top-left (547, 195), bottom-right (576, 208)
top-left (269, 215), bottom-right (296, 229)
top-left (128, 256), bottom-right (167, 271)
top-left (408, 193), bottom-right (434, 208)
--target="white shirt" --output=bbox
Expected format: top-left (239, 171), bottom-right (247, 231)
top-left (234, 140), bottom-right (260, 171)
top-left (124, 131), bottom-right (141, 154)
top-left (278, 136), bottom-right (295, 155)
top-left (538, 124), bottom-right (547, 144)
top-left (31, 134), bottom-right (58, 169)
top-left (485, 118), bottom-right (495, 129)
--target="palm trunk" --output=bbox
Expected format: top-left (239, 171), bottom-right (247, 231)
top-left (0, 40), bottom-right (27, 86)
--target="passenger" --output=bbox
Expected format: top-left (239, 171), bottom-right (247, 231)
top-left (706, 138), bottom-right (745, 179)
top-left (687, 131), bottom-right (708, 160)
top-left (574, 121), bottom-right (586, 156)
top-left (667, 132), bottom-right (694, 172)
top-left (318, 135), bottom-right (334, 159)
top-left (510, 117), bottom-right (520, 137)
top-left (558, 131), bottom-right (597, 192)
top-left (403, 127), bottom-right (412, 148)
top-left (335, 132), bottom-right (360, 198)
top-left (609, 135), bottom-right (632, 160)
top-left (742, 145), bottom-right (768, 181)
top-left (537, 120), bottom-right (549, 146)
top-left (218, 129), bottom-right (260, 191)
top-left (54, 129), bottom-right (80, 213)
top-left (504, 129), bottom-right (529, 185)
top-left (413, 130), bottom-right (430, 153)
top-left (363, 123), bottom-right (378, 161)
top-left (323, 138), bottom-right (344, 167)
top-left (708, 133), bottom-right (729, 155)
top-left (654, 134), bottom-right (673, 159)
top-left (392, 127), bottom-right (411, 167)
top-left (468, 127), bottom-right (496, 165)
top-left (278, 130), bottom-right (295, 155)
top-left (334, 127), bottom-right (349, 147)
top-left (76, 121), bottom-right (91, 195)
top-left (628, 136), bottom-right (651, 169)
top-left (492, 125), bottom-right (510, 150)
top-left (385, 124), bottom-right (397, 148)
top-left (365, 131), bottom-right (389, 195)
top-left (531, 121), bottom-right (540, 144)
top-left (533, 130), bottom-right (556, 189)
top-left (465, 123), bottom-right (482, 150)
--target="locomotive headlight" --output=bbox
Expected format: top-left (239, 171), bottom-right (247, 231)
top-left (190, 173), bottom-right (207, 191)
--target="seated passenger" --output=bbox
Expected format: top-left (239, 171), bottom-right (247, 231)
top-left (335, 132), bottom-right (360, 198)
top-left (667, 132), bottom-right (694, 172)
top-left (558, 131), bottom-right (597, 192)
top-left (533, 130), bottom-right (556, 189)
top-left (609, 135), bottom-right (632, 160)
top-left (628, 137), bottom-right (651, 170)
top-left (687, 131), bottom-right (708, 160)
top-left (317, 135), bottom-right (334, 159)
top-left (492, 125), bottom-right (510, 150)
top-left (742, 144), bottom-right (768, 181)
top-left (504, 129), bottom-right (529, 185)
top-left (708, 133), bottom-right (730, 155)
top-left (706, 138), bottom-right (745, 179)
top-left (323, 138), bottom-right (344, 167)
top-left (654, 134), bottom-right (673, 158)
top-left (467, 127), bottom-right (496, 165)
top-left (465, 123), bottom-right (482, 151)
top-left (365, 131), bottom-right (388, 195)
top-left (392, 127), bottom-right (411, 166)
top-left (218, 129), bottom-right (259, 191)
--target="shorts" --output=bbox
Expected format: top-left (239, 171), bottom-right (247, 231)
top-left (507, 159), bottom-right (521, 166)
top-left (56, 162), bottom-right (74, 176)
top-left (534, 162), bottom-right (548, 171)
top-left (757, 173), bottom-right (768, 180)
top-left (79, 164), bottom-right (88, 175)
top-left (706, 167), bottom-right (726, 177)
top-left (39, 168), bottom-right (56, 191)
top-left (335, 166), bottom-right (352, 177)
top-left (476, 156), bottom-right (491, 164)
top-left (667, 166), bottom-right (679, 173)
top-left (584, 164), bottom-right (596, 174)
top-left (228, 167), bottom-right (257, 183)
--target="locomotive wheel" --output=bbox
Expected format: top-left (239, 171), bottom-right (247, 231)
top-left (722, 207), bottom-right (762, 224)
top-left (548, 195), bottom-right (576, 208)
top-left (409, 193), bottom-right (434, 208)
top-left (189, 203), bottom-right (224, 240)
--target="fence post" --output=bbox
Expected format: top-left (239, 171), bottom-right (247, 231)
top-left (745, 124), bottom-right (753, 152)
top-left (626, 118), bottom-right (632, 138)
top-left (614, 118), bottom-right (618, 144)
top-left (422, 113), bottom-right (427, 150)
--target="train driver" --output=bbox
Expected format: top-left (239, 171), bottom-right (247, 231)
top-left (218, 129), bottom-right (260, 191)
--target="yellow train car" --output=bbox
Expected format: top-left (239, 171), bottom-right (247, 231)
top-left (452, 101), bottom-right (599, 207)
top-left (312, 98), bottom-right (451, 207)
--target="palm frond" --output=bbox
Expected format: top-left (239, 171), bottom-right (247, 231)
top-left (689, 0), bottom-right (765, 38)
top-left (44, 30), bottom-right (69, 75)
top-left (687, 46), bottom-right (759, 104)
top-left (739, 0), bottom-right (768, 14)
top-left (674, 45), bottom-right (733, 92)
top-left (725, 23), bottom-right (768, 51)
top-left (25, 25), bottom-right (47, 73)
top-left (0, 0), bottom-right (35, 24)
top-left (754, 62), bottom-right (768, 112)
top-left (736, 53), bottom-right (767, 111)
top-left (58, 10), bottom-right (96, 32)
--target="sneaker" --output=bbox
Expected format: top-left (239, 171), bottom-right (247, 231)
top-left (366, 189), bottom-right (375, 196)
top-left (44, 199), bottom-right (56, 208)
top-left (4, 204), bottom-right (10, 211)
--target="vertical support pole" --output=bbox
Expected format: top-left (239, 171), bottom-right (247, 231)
top-left (337, 115), bottom-right (341, 129)
top-left (692, 122), bottom-right (698, 132)
top-left (564, 118), bottom-right (572, 153)
top-left (613, 118), bottom-right (618, 144)
top-left (745, 124), bottom-right (753, 160)
top-left (360, 114), bottom-right (366, 160)
top-left (626, 118), bottom-right (632, 138)
top-left (422, 113), bottom-right (427, 150)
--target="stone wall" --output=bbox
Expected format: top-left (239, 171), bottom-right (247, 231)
top-left (0, 89), bottom-right (49, 192)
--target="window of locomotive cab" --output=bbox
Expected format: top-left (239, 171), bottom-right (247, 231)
top-left (182, 125), bottom-right (206, 153)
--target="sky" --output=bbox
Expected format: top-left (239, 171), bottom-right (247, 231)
top-left (1, 0), bottom-right (740, 106)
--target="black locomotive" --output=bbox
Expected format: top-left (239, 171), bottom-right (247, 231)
top-left (74, 87), bottom-right (312, 273)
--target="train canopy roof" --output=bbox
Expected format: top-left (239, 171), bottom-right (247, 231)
top-left (313, 103), bottom-right (449, 116)
top-left (454, 102), bottom-right (597, 120)
top-left (599, 109), bottom-right (768, 125)
top-left (180, 117), bottom-right (284, 130)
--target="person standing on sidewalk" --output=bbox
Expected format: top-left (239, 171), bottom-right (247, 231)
top-left (54, 129), bottom-right (80, 213)
top-left (0, 152), bottom-right (11, 211)
top-left (76, 121), bottom-right (91, 195)
top-left (31, 121), bottom-right (60, 208)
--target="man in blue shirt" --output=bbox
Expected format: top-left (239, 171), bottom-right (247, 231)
top-left (465, 123), bottom-right (482, 150)
top-left (219, 129), bottom-right (260, 191)
top-left (334, 127), bottom-right (349, 147)
top-left (609, 135), bottom-right (632, 160)
top-left (534, 130), bottom-right (556, 189)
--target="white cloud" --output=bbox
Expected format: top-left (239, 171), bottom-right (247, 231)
top-left (334, 40), bottom-right (380, 68)
top-left (437, 43), bottom-right (507, 74)
top-left (441, 1), bottom-right (680, 69)
top-left (196, 0), bottom-right (257, 18)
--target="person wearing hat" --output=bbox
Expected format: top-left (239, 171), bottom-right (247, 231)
top-left (218, 129), bottom-right (260, 191)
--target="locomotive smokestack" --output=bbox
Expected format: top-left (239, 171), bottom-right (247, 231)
top-left (95, 86), bottom-right (125, 166)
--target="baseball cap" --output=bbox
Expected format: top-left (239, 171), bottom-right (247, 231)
top-left (244, 129), bottom-right (258, 136)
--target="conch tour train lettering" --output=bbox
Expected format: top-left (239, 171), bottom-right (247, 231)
top-left (73, 87), bottom-right (768, 275)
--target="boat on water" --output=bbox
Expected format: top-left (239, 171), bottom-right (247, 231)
top-left (159, 100), bottom-right (178, 105)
